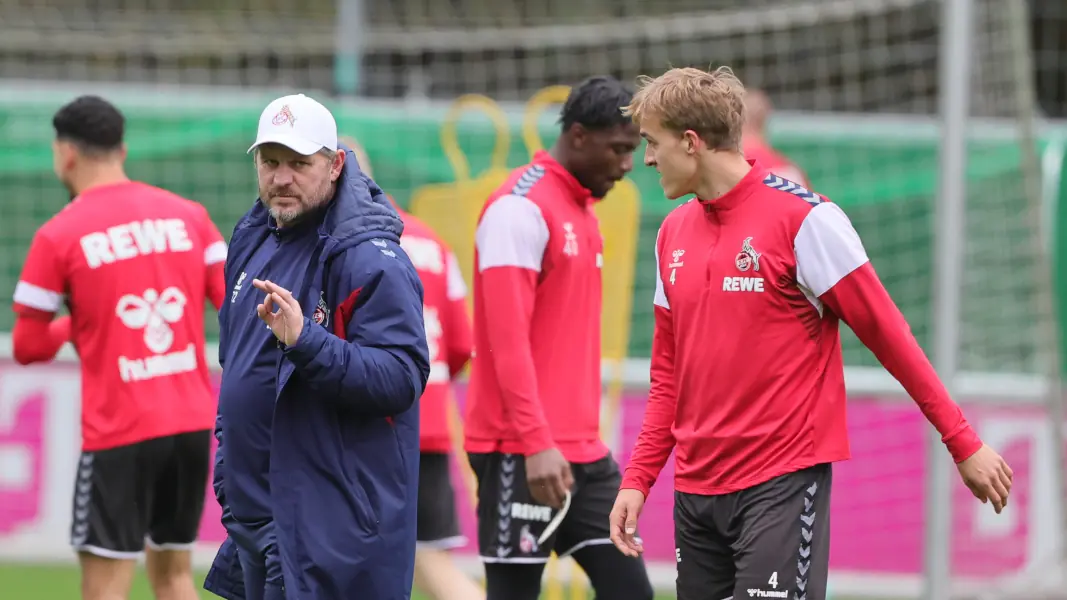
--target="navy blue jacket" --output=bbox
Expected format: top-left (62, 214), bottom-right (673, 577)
top-left (205, 147), bottom-right (430, 600)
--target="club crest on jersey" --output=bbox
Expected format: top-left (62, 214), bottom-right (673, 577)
top-left (272, 105), bottom-right (296, 127)
top-left (312, 291), bottom-right (329, 326)
top-left (735, 237), bottom-right (761, 272)
top-left (518, 525), bottom-right (539, 554)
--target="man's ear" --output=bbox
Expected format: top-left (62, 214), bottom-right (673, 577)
top-left (682, 130), bottom-right (701, 155)
top-left (331, 149), bottom-right (346, 182)
top-left (55, 140), bottom-right (78, 172)
top-left (568, 123), bottom-right (588, 149)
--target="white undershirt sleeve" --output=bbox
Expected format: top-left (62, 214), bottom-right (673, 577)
top-left (475, 194), bottom-right (550, 273)
top-left (653, 227), bottom-right (670, 310)
top-left (794, 202), bottom-right (870, 297)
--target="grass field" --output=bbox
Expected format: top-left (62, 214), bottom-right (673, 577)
top-left (0, 564), bottom-right (681, 599)
top-left (0, 563), bottom-right (895, 599)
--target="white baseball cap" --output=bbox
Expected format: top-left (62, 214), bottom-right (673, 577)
top-left (247, 93), bottom-right (338, 156)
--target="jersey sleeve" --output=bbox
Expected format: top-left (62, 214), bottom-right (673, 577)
top-left (197, 206), bottom-right (228, 310)
top-left (795, 202), bottom-right (983, 463)
top-left (621, 227), bottom-right (678, 497)
top-left (13, 228), bottom-right (67, 318)
top-left (443, 250), bottom-right (473, 378)
top-left (475, 193), bottom-right (554, 455)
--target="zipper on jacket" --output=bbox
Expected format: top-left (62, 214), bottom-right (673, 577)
top-left (704, 209), bottom-right (722, 285)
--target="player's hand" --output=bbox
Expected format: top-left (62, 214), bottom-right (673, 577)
top-left (609, 488), bottom-right (646, 557)
top-left (957, 444), bottom-right (1013, 514)
top-left (525, 448), bottom-right (573, 509)
top-left (253, 279), bottom-right (304, 346)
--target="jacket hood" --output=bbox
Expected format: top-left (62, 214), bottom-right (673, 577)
top-left (235, 144), bottom-right (404, 253)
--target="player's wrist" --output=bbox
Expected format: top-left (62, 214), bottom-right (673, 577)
top-left (280, 317), bottom-right (317, 356)
top-left (945, 425), bottom-right (983, 463)
top-left (521, 429), bottom-right (556, 457)
top-left (619, 478), bottom-right (650, 499)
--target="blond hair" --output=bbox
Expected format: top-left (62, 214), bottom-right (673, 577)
top-left (623, 66), bottom-right (746, 152)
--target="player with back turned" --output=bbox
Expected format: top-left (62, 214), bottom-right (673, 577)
top-left (464, 76), bottom-right (654, 600)
top-left (609, 67), bottom-right (1014, 600)
top-left (12, 96), bottom-right (226, 600)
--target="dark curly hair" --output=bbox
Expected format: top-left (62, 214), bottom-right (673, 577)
top-left (559, 75), bottom-right (634, 133)
top-left (53, 95), bottom-right (125, 155)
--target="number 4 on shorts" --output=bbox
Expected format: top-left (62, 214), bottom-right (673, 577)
top-left (768, 571), bottom-right (778, 589)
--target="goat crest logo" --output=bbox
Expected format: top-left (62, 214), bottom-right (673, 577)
top-left (272, 105), bottom-right (296, 127)
top-left (735, 237), bottom-right (761, 273)
top-left (312, 292), bottom-right (329, 326)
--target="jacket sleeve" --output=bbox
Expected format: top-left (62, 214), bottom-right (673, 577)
top-left (795, 202), bottom-right (983, 463)
top-left (283, 240), bottom-right (431, 415)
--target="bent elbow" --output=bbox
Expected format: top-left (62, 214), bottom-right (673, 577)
top-left (12, 344), bottom-right (46, 366)
top-left (390, 375), bottom-right (421, 414)
top-left (12, 349), bottom-right (34, 366)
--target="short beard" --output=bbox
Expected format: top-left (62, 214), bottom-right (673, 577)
top-left (270, 204), bottom-right (309, 227)
top-left (265, 181), bottom-right (335, 227)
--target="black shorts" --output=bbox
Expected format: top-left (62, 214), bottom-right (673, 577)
top-left (70, 429), bottom-right (212, 558)
top-left (417, 452), bottom-right (466, 550)
top-left (675, 463), bottom-right (832, 600)
top-left (469, 452), bottom-right (620, 563)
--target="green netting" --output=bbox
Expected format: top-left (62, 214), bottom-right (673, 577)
top-left (1, 89), bottom-right (1064, 374)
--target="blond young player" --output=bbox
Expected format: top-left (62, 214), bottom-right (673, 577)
top-left (609, 67), bottom-right (1013, 600)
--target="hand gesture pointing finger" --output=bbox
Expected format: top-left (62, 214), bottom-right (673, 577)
top-left (253, 279), bottom-right (304, 346)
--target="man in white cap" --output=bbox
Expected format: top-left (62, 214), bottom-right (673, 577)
top-left (205, 94), bottom-right (431, 600)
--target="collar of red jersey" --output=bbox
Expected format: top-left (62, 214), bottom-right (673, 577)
top-left (532, 150), bottom-right (595, 206)
top-left (697, 159), bottom-right (763, 212)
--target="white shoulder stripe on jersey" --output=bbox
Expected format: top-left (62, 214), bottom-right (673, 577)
top-left (428, 361), bottom-right (450, 384)
top-left (13, 281), bottom-right (63, 313)
top-left (794, 202), bottom-right (869, 297)
top-left (763, 173), bottom-right (822, 206)
top-left (475, 194), bottom-right (550, 273)
top-left (653, 228), bottom-right (670, 310)
top-left (204, 241), bottom-right (228, 265)
top-left (445, 251), bottom-right (468, 301)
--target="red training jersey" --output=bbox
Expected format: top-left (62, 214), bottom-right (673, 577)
top-left (12, 181), bottom-right (227, 452)
top-left (465, 151), bottom-right (608, 463)
top-left (398, 209), bottom-right (473, 454)
top-left (621, 162), bottom-right (983, 497)
top-left (743, 136), bottom-right (809, 188)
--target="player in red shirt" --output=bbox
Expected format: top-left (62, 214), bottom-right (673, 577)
top-left (341, 135), bottom-right (484, 600)
top-left (12, 96), bottom-right (226, 600)
top-left (465, 76), bottom-right (653, 600)
top-left (741, 88), bottom-right (810, 187)
top-left (609, 67), bottom-right (1015, 600)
